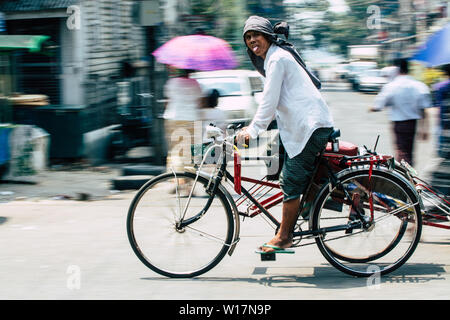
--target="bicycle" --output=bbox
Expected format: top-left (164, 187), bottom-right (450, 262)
top-left (395, 160), bottom-right (450, 230)
top-left (127, 125), bottom-right (422, 278)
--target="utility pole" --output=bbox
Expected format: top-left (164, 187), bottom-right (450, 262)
top-left (413, 0), bottom-right (428, 45)
top-left (398, 0), bottom-right (413, 55)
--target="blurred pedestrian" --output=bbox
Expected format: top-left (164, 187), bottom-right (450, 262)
top-left (236, 16), bottom-right (334, 254)
top-left (432, 64), bottom-right (450, 156)
top-left (430, 64), bottom-right (450, 195)
top-left (370, 58), bottom-right (432, 166)
top-left (163, 67), bottom-right (202, 172)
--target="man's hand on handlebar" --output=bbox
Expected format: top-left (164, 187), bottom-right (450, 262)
top-left (235, 126), bottom-right (251, 147)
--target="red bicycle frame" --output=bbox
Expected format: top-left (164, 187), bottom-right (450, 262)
top-left (231, 150), bottom-right (397, 227)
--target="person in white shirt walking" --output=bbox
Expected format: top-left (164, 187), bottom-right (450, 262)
top-left (370, 58), bottom-right (431, 166)
top-left (163, 68), bottom-right (202, 172)
top-left (236, 16), bottom-right (334, 254)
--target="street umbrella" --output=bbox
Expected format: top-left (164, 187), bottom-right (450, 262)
top-left (410, 23), bottom-right (450, 67)
top-left (152, 35), bottom-right (238, 71)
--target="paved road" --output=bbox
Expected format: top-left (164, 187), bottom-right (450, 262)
top-left (0, 81), bottom-right (448, 301)
top-left (1, 194), bottom-right (449, 300)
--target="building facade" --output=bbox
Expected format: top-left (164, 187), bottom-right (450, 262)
top-left (0, 0), bottom-right (151, 163)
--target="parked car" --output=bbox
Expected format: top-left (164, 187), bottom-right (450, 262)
top-left (333, 63), bottom-right (350, 80)
top-left (347, 61), bottom-right (377, 90)
top-left (354, 69), bottom-right (388, 92)
top-left (190, 70), bottom-right (264, 125)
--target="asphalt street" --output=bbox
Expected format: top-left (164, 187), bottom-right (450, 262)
top-left (0, 81), bottom-right (448, 301)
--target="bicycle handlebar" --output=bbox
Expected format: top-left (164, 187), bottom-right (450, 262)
top-left (205, 123), bottom-right (247, 150)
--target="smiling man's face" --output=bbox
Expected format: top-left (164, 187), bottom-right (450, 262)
top-left (244, 31), bottom-right (271, 60)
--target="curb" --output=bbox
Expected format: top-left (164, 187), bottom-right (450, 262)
top-left (111, 164), bottom-right (166, 190)
top-left (121, 164), bottom-right (166, 176)
top-left (111, 175), bottom-right (154, 190)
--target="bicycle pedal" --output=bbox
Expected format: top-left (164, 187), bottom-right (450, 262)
top-left (260, 252), bottom-right (276, 261)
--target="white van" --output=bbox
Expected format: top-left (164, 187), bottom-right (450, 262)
top-left (190, 70), bottom-right (265, 125)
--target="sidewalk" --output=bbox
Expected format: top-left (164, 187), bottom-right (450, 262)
top-left (0, 143), bottom-right (171, 203)
top-left (0, 162), bottom-right (126, 203)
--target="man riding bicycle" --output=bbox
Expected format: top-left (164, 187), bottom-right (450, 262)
top-left (236, 16), bottom-right (334, 254)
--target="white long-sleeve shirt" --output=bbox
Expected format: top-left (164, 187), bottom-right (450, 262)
top-left (373, 75), bottom-right (431, 121)
top-left (246, 44), bottom-right (334, 158)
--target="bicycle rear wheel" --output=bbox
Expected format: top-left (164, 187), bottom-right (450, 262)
top-left (127, 171), bottom-right (234, 278)
top-left (312, 167), bottom-right (422, 277)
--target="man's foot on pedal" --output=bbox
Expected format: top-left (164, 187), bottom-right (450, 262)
top-left (255, 244), bottom-right (294, 254)
top-left (255, 236), bottom-right (294, 254)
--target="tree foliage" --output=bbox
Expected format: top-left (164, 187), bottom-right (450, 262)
top-left (301, 0), bottom-right (377, 55)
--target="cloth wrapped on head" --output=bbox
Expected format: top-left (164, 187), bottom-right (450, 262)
top-left (242, 15), bottom-right (321, 89)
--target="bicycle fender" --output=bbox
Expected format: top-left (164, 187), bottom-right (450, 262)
top-left (308, 165), bottom-right (420, 231)
top-left (340, 165), bottom-right (420, 199)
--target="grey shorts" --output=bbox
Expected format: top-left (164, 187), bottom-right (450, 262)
top-left (279, 127), bottom-right (333, 202)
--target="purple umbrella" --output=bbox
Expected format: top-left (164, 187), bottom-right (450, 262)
top-left (152, 35), bottom-right (238, 71)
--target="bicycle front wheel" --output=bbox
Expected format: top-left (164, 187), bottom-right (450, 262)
top-left (127, 171), bottom-right (234, 278)
top-left (312, 167), bottom-right (422, 277)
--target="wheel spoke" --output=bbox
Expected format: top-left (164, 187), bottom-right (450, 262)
top-left (127, 172), bottom-right (233, 278)
top-left (184, 225), bottom-right (228, 245)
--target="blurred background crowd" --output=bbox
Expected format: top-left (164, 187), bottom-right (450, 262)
top-left (0, 0), bottom-right (449, 194)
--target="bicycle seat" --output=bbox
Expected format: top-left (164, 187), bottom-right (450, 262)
top-left (325, 129), bottom-right (358, 156)
top-left (328, 129), bottom-right (341, 142)
top-left (325, 140), bottom-right (359, 156)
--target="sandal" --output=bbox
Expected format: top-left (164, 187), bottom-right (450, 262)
top-left (255, 243), bottom-right (295, 254)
